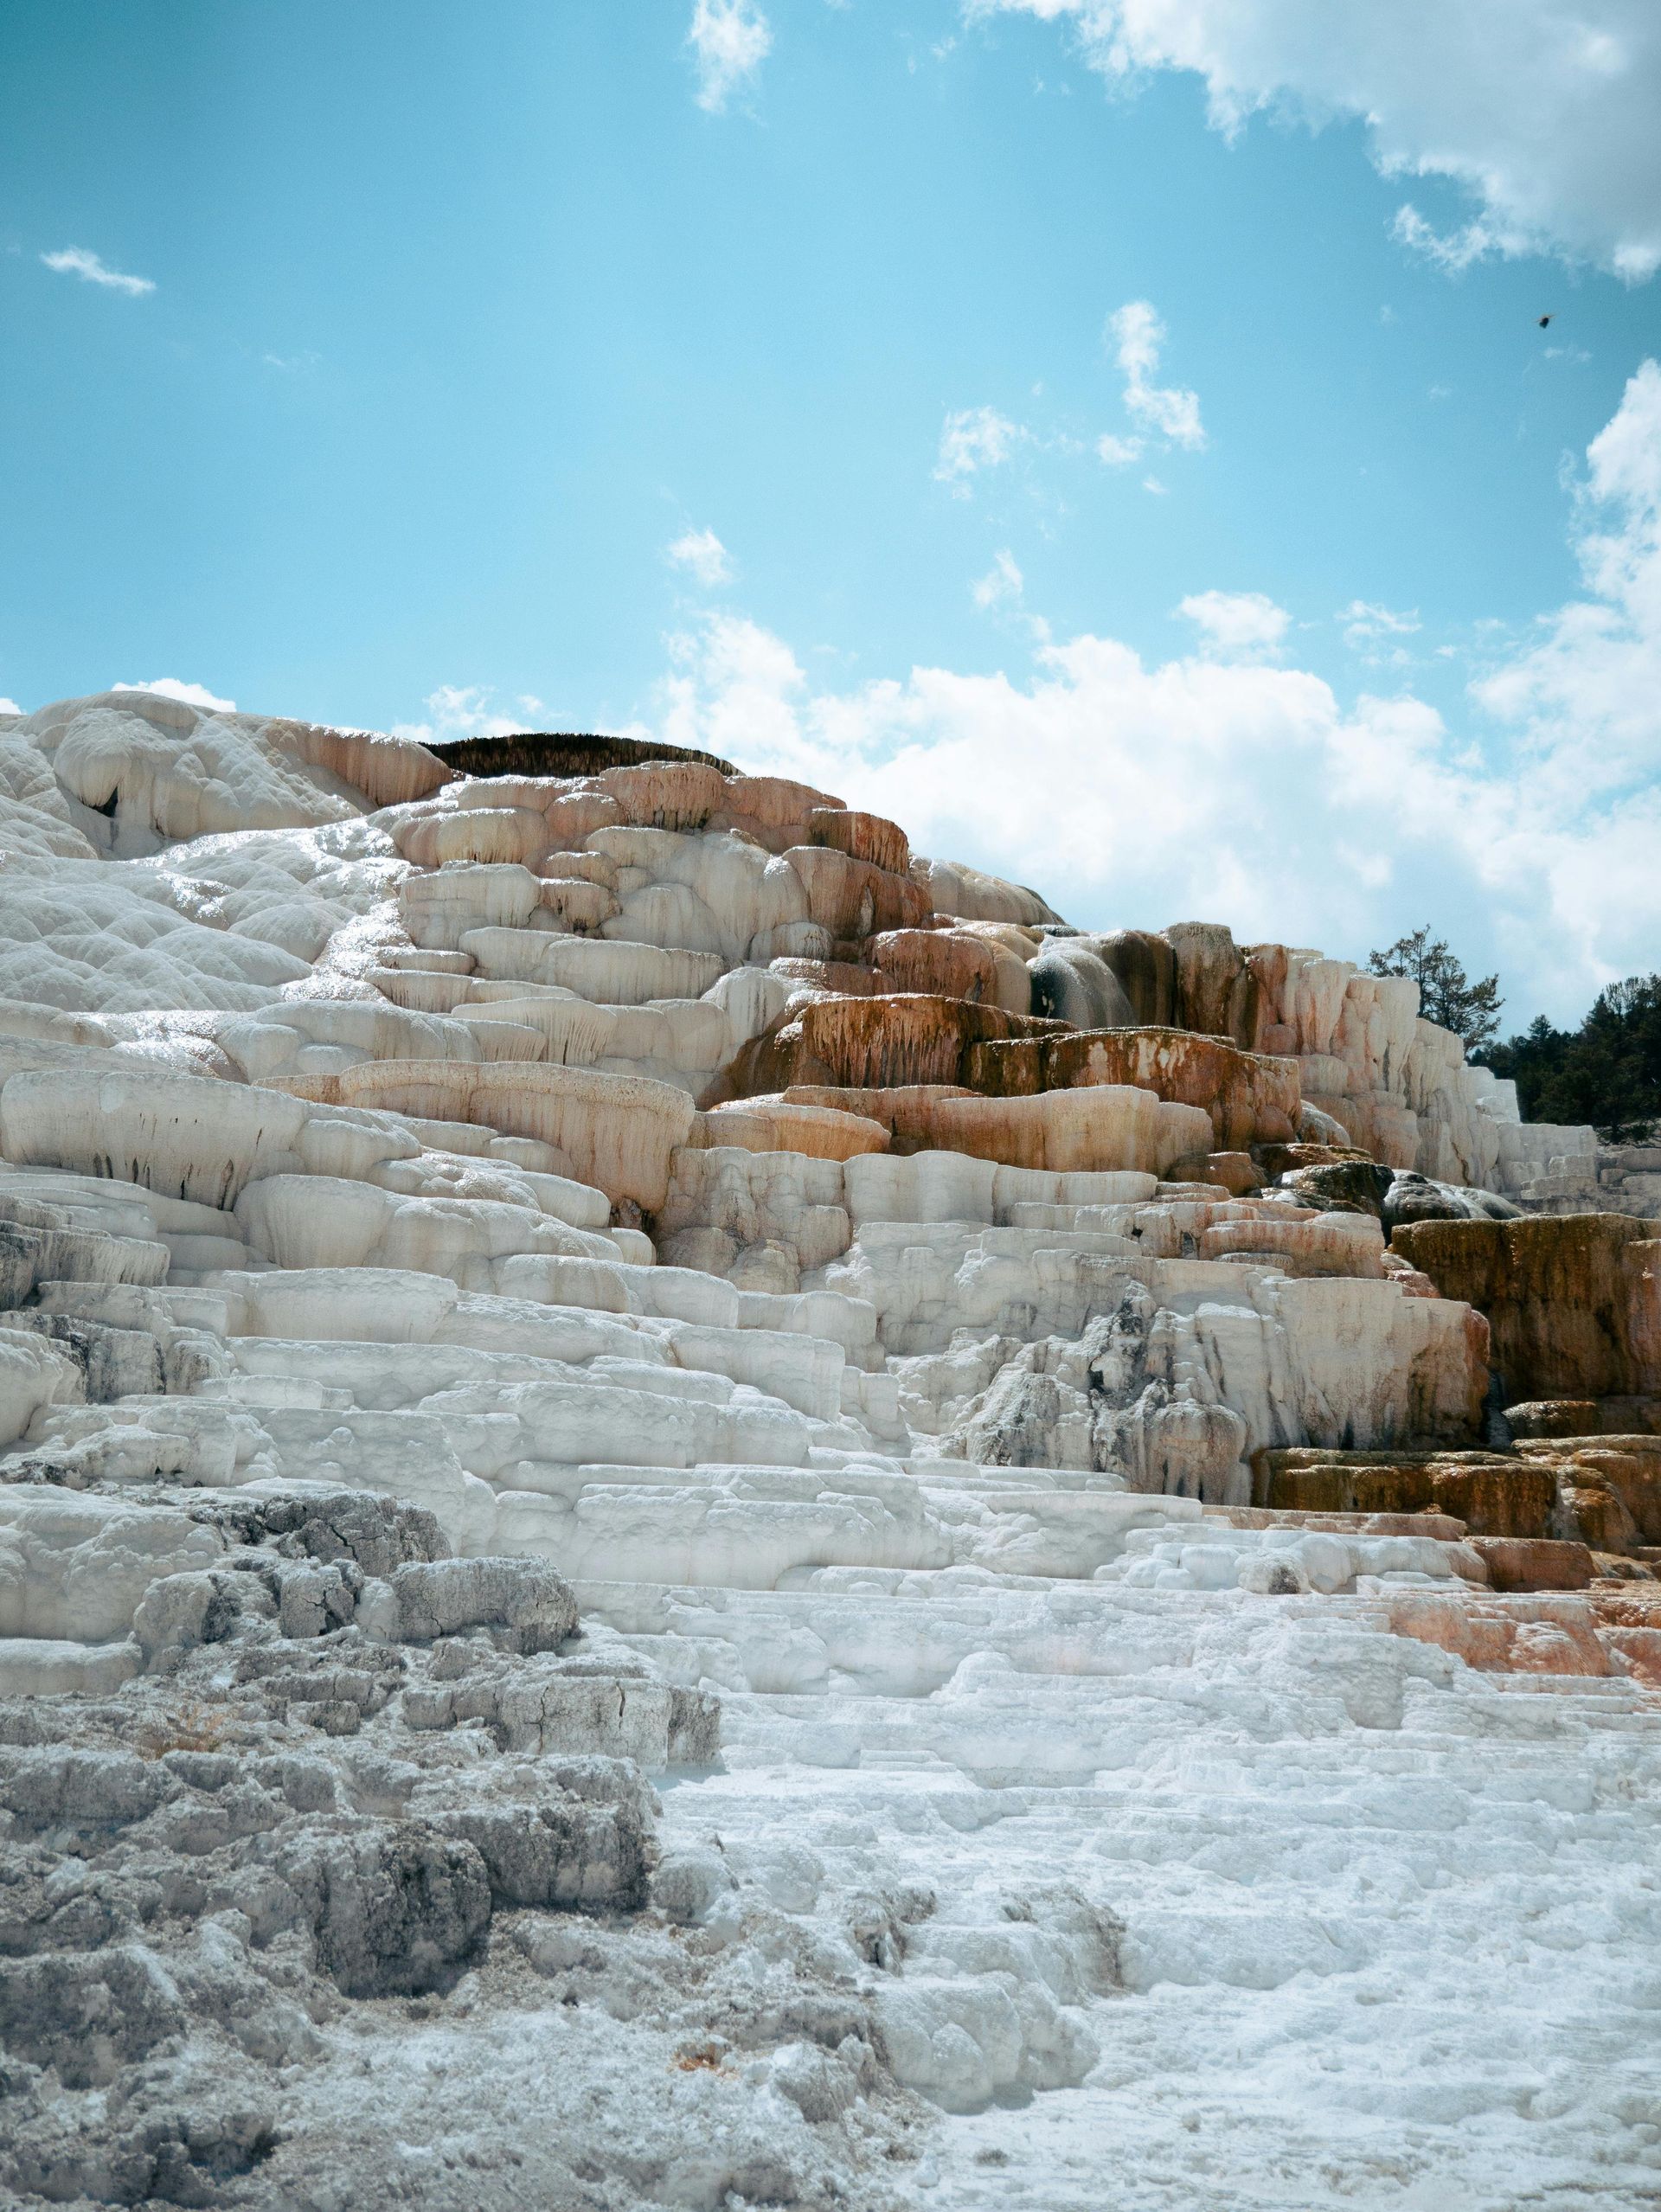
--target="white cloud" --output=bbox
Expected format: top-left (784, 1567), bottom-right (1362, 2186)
top-left (41, 247), bottom-right (155, 297)
top-left (1141, 474), bottom-right (1169, 496)
top-left (0, 698), bottom-right (22, 717)
top-left (652, 360), bottom-right (1661, 1023)
top-left (1342, 599), bottom-right (1421, 652)
top-left (940, 318), bottom-right (1195, 494)
top-left (1096, 433), bottom-right (1144, 466)
top-left (1469, 356), bottom-right (1661, 816)
top-left (1106, 299), bottom-right (1205, 450)
top-left (112, 678), bottom-right (235, 713)
top-left (1108, 297), bottom-right (1161, 382)
top-left (667, 526), bottom-right (734, 587)
top-left (965, 0), bottom-right (1661, 279)
top-left (1391, 204), bottom-right (1519, 274)
top-left (661, 615), bottom-right (808, 771)
top-left (972, 548), bottom-right (1025, 607)
top-left (688, 0), bottom-right (772, 112)
top-left (935, 405), bottom-right (1026, 492)
top-left (1178, 588), bottom-right (1289, 655)
top-left (390, 684), bottom-right (535, 745)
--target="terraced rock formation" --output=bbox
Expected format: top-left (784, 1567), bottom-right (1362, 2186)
top-left (0, 689), bottom-right (1658, 2210)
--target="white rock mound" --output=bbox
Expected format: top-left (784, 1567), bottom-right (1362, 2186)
top-left (0, 694), bottom-right (1652, 2212)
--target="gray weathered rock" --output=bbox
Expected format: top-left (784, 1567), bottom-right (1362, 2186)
top-left (392, 1555), bottom-right (580, 1651)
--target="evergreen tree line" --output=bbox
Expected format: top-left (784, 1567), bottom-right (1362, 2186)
top-left (1365, 927), bottom-right (1661, 1144)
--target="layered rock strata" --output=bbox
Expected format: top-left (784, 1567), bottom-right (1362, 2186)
top-left (1517, 1133), bottom-right (1661, 1221)
top-left (1394, 1214), bottom-right (1661, 1404)
top-left (0, 689), bottom-right (1658, 2209)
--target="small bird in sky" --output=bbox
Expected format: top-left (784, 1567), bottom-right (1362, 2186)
top-left (1538, 313), bottom-right (1553, 328)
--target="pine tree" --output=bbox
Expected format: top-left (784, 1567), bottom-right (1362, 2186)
top-left (1483, 976), bottom-right (1661, 1140)
top-left (1366, 926), bottom-right (1504, 1052)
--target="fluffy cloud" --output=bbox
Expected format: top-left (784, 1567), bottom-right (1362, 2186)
top-left (112, 679), bottom-right (234, 713)
top-left (1389, 204), bottom-right (1517, 275)
top-left (972, 548), bottom-right (1025, 607)
top-left (967, 0), bottom-right (1661, 278)
top-left (949, 311), bottom-right (1197, 490)
top-left (688, 0), bottom-right (772, 112)
top-left (390, 683), bottom-right (535, 745)
top-left (1471, 357), bottom-right (1661, 816)
top-left (660, 604), bottom-right (1408, 961)
top-left (1178, 589), bottom-right (1288, 654)
top-left (667, 527), bottom-right (734, 587)
top-left (1341, 599), bottom-right (1422, 668)
top-left (1106, 301), bottom-right (1204, 450)
top-left (1342, 600), bottom-right (1421, 646)
top-left (0, 699), bottom-right (22, 717)
top-left (935, 406), bottom-right (1026, 490)
top-left (41, 247), bottom-right (155, 297)
top-left (1096, 433), bottom-right (1144, 466)
top-left (655, 361), bottom-right (1661, 1023)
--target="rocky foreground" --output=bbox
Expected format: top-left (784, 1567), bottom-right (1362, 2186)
top-left (0, 690), bottom-right (1658, 2209)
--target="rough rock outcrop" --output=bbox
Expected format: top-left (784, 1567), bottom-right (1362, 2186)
top-left (1393, 1214), bottom-right (1661, 1402)
top-left (0, 1475), bottom-right (948, 2207)
top-left (966, 1023), bottom-right (1301, 1151)
top-left (0, 690), bottom-right (1656, 2209)
top-left (715, 992), bottom-right (1066, 1100)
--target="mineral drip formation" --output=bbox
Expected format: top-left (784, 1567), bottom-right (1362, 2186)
top-left (0, 689), bottom-right (1658, 2209)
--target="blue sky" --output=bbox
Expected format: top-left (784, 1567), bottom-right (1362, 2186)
top-left (3, 0), bottom-right (1660, 1025)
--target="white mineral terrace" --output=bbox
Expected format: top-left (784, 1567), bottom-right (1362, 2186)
top-left (0, 690), bottom-right (1655, 2211)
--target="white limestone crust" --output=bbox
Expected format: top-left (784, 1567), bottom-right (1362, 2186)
top-left (0, 695), bottom-right (1648, 2212)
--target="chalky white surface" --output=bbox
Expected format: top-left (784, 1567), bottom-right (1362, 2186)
top-left (0, 692), bottom-right (1651, 2209)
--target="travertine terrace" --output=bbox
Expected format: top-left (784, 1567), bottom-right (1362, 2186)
top-left (0, 689), bottom-right (1658, 2210)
